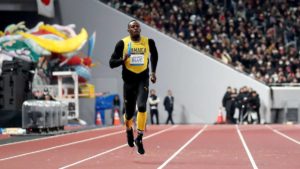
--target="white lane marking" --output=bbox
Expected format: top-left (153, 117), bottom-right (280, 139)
top-left (157, 125), bottom-right (207, 169)
top-left (265, 125), bottom-right (300, 145)
top-left (59, 125), bottom-right (178, 169)
top-left (0, 126), bottom-right (120, 147)
top-left (0, 130), bottom-right (123, 161)
top-left (236, 125), bottom-right (258, 169)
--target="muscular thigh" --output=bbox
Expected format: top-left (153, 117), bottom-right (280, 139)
top-left (123, 82), bottom-right (138, 118)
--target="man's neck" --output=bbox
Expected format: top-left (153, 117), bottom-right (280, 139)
top-left (130, 35), bottom-right (141, 42)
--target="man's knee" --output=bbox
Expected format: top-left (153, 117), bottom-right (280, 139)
top-left (138, 105), bottom-right (146, 112)
top-left (125, 112), bottom-right (135, 120)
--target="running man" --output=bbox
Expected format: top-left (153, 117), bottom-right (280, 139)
top-left (109, 20), bottom-right (158, 155)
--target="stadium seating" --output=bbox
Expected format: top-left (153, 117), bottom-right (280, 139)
top-left (103, 0), bottom-right (300, 86)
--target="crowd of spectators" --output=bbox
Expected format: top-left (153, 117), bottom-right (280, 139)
top-left (102, 0), bottom-right (300, 85)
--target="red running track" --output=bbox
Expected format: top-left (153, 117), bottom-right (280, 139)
top-left (163, 125), bottom-right (252, 169)
top-left (239, 125), bottom-right (300, 169)
top-left (0, 125), bottom-right (299, 169)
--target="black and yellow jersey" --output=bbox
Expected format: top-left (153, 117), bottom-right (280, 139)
top-left (110, 36), bottom-right (158, 82)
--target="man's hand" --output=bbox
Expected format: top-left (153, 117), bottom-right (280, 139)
top-left (150, 73), bottom-right (156, 83)
top-left (123, 53), bottom-right (130, 62)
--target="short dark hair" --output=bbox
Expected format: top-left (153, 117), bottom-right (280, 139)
top-left (128, 20), bottom-right (138, 27)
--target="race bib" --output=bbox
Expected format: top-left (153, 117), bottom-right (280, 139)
top-left (130, 54), bottom-right (144, 65)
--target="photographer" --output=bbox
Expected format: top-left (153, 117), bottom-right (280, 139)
top-left (248, 91), bottom-right (261, 124)
top-left (222, 86), bottom-right (236, 124)
top-left (236, 86), bottom-right (250, 123)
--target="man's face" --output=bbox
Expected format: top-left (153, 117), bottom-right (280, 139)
top-left (168, 90), bottom-right (172, 96)
top-left (227, 87), bottom-right (231, 92)
top-left (128, 21), bottom-right (141, 39)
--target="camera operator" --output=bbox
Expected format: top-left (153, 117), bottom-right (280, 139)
top-left (222, 86), bottom-right (238, 124)
top-left (248, 90), bottom-right (261, 124)
top-left (236, 86), bottom-right (250, 123)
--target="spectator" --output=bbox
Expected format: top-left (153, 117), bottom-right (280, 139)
top-left (148, 89), bottom-right (160, 124)
top-left (236, 86), bottom-right (250, 123)
top-left (222, 86), bottom-right (233, 123)
top-left (104, 0), bottom-right (300, 86)
top-left (222, 86), bottom-right (238, 124)
top-left (231, 87), bottom-right (238, 124)
top-left (248, 90), bottom-right (261, 124)
top-left (164, 89), bottom-right (174, 125)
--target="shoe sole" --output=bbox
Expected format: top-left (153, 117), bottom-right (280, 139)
top-left (128, 143), bottom-right (134, 148)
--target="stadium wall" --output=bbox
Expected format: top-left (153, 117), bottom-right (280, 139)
top-left (58, 0), bottom-right (272, 124)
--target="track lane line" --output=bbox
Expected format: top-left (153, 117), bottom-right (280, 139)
top-left (265, 125), bottom-right (300, 145)
top-left (0, 126), bottom-right (121, 147)
top-left (0, 130), bottom-right (123, 161)
top-left (59, 125), bottom-right (178, 169)
top-left (236, 125), bottom-right (258, 169)
top-left (157, 125), bottom-right (207, 169)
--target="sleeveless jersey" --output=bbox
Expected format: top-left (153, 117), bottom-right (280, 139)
top-left (122, 36), bottom-right (150, 74)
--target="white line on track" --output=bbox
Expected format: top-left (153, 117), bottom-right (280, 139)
top-left (157, 125), bottom-right (207, 169)
top-left (236, 125), bottom-right (258, 169)
top-left (0, 126), bottom-right (120, 147)
top-left (265, 125), bottom-right (300, 145)
top-left (0, 130), bottom-right (124, 161)
top-left (59, 125), bottom-right (178, 169)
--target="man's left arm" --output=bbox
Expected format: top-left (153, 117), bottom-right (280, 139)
top-left (149, 39), bottom-right (158, 83)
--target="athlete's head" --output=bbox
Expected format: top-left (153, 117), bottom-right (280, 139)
top-left (128, 20), bottom-right (141, 41)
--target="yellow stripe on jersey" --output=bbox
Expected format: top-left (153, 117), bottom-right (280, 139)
top-left (122, 36), bottom-right (150, 74)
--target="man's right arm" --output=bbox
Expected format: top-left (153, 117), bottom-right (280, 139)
top-left (109, 40), bottom-right (124, 68)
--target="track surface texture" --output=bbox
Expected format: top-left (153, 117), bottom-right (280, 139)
top-left (0, 124), bottom-right (299, 169)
